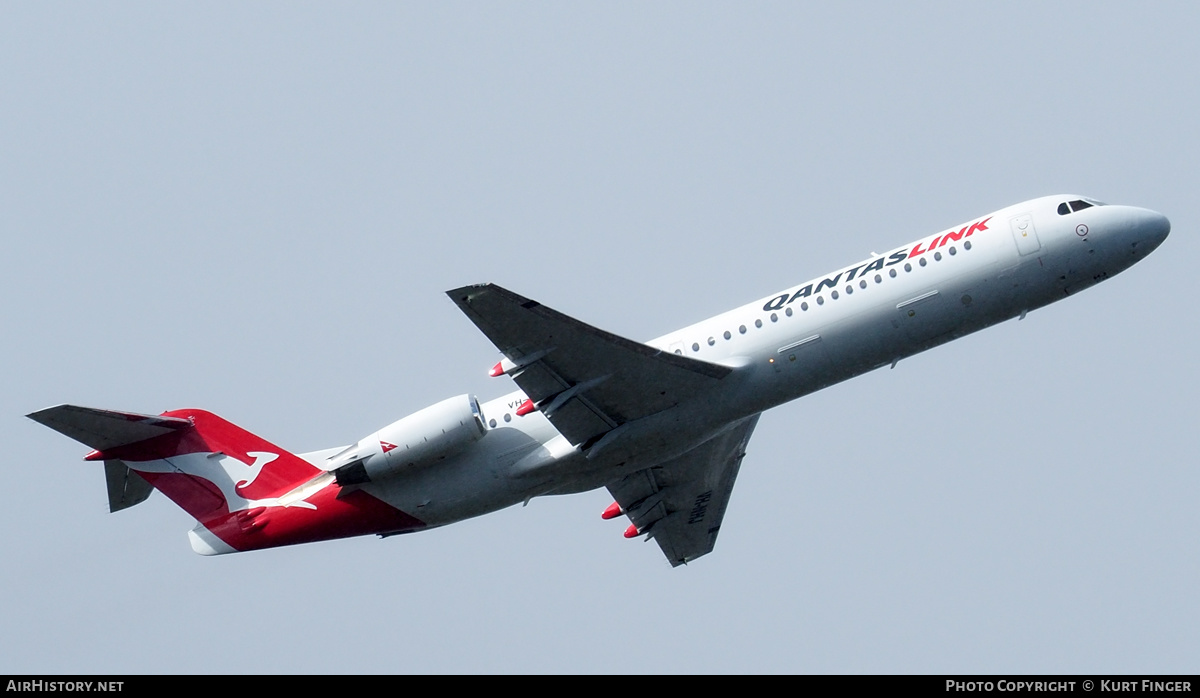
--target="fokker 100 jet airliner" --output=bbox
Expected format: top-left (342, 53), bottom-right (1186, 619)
top-left (29, 195), bottom-right (1169, 566)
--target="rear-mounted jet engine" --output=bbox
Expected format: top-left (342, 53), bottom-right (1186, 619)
top-left (330, 394), bottom-right (486, 487)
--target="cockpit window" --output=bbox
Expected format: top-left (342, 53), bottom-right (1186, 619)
top-left (1058, 198), bottom-right (1106, 215)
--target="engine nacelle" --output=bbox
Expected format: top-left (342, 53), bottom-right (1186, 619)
top-left (330, 394), bottom-right (486, 486)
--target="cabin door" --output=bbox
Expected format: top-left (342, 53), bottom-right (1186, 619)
top-left (1009, 213), bottom-right (1041, 256)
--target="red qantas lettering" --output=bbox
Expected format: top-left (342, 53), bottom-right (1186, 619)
top-left (939, 225), bottom-right (969, 248)
top-left (967, 216), bottom-right (992, 236)
top-left (912, 217), bottom-right (991, 257)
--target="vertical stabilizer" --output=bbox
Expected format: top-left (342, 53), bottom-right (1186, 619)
top-left (29, 404), bottom-right (426, 554)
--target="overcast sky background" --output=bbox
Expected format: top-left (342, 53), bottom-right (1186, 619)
top-left (3, 3), bottom-right (1197, 673)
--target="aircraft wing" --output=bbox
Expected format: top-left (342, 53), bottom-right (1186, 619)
top-left (607, 414), bottom-right (759, 566)
top-left (448, 284), bottom-right (731, 448)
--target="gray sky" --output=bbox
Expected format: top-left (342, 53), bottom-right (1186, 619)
top-left (3, 2), bottom-right (1197, 673)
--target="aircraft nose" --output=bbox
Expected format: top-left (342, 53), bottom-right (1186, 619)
top-left (1128, 207), bottom-right (1170, 255)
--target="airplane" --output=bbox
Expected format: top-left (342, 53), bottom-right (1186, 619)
top-left (28, 195), bottom-right (1170, 566)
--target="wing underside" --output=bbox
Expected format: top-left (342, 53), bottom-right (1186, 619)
top-left (607, 414), bottom-right (760, 566)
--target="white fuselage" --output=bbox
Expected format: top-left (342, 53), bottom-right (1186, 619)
top-left (352, 196), bottom-right (1169, 528)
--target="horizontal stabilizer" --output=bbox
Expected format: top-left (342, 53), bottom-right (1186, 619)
top-left (27, 405), bottom-right (192, 452)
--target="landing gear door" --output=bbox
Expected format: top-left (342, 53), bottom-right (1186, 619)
top-left (1009, 213), bottom-right (1041, 256)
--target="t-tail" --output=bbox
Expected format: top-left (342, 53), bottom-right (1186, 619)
top-left (27, 405), bottom-right (424, 554)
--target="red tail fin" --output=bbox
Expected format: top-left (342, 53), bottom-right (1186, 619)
top-left (29, 405), bottom-right (425, 554)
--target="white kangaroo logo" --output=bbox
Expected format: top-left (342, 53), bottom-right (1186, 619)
top-left (128, 450), bottom-right (318, 511)
top-left (233, 451), bottom-right (277, 490)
